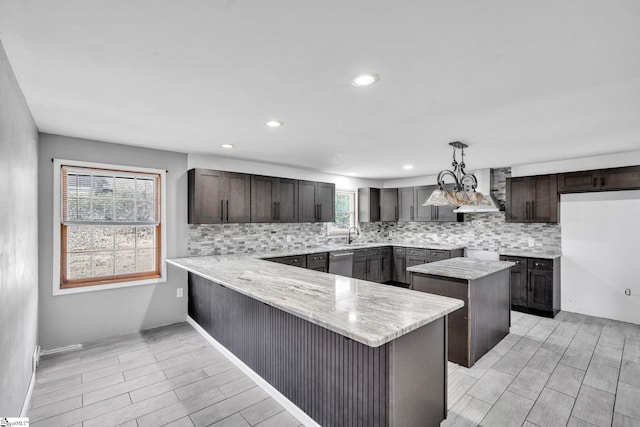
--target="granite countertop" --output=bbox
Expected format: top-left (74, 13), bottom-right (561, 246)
top-left (407, 257), bottom-right (515, 280)
top-left (167, 255), bottom-right (464, 348)
top-left (499, 249), bottom-right (562, 259)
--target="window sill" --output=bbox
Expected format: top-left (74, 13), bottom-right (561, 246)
top-left (53, 275), bottom-right (166, 296)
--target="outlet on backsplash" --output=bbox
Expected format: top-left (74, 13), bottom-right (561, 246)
top-left (528, 238), bottom-right (535, 247)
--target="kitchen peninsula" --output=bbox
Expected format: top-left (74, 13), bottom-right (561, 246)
top-left (408, 257), bottom-right (514, 368)
top-left (168, 253), bottom-right (464, 427)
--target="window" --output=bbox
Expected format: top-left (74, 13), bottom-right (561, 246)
top-left (53, 160), bottom-right (166, 294)
top-left (328, 190), bottom-right (356, 235)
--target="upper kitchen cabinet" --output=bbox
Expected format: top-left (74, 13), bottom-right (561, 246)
top-left (506, 175), bottom-right (558, 223)
top-left (188, 168), bottom-right (251, 224)
top-left (298, 180), bottom-right (335, 223)
top-left (398, 187), bottom-right (415, 221)
top-left (558, 166), bottom-right (640, 193)
top-left (251, 176), bottom-right (298, 223)
top-left (358, 188), bottom-right (381, 222)
top-left (414, 185), bottom-right (459, 222)
top-left (380, 188), bottom-right (399, 222)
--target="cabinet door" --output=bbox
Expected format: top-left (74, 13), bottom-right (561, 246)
top-left (557, 170), bottom-right (600, 193)
top-left (188, 169), bottom-right (224, 224)
top-left (277, 178), bottom-right (298, 222)
top-left (529, 175), bottom-right (558, 223)
top-left (317, 182), bottom-right (335, 222)
top-left (352, 257), bottom-right (367, 280)
top-left (392, 248), bottom-right (406, 283)
top-left (506, 177), bottom-right (528, 222)
top-left (414, 185), bottom-right (435, 221)
top-left (380, 188), bottom-right (398, 222)
top-left (600, 166), bottom-right (640, 191)
top-left (366, 255), bottom-right (383, 283)
top-left (381, 247), bottom-right (392, 282)
top-left (510, 263), bottom-right (528, 307)
top-left (224, 172), bottom-right (251, 223)
top-left (251, 175), bottom-right (277, 223)
top-left (527, 269), bottom-right (554, 311)
top-left (433, 205), bottom-right (458, 222)
top-left (298, 180), bottom-right (317, 222)
top-left (398, 187), bottom-right (414, 221)
top-left (358, 188), bottom-right (380, 222)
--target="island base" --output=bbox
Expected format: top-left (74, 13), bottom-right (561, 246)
top-left (189, 272), bottom-right (448, 427)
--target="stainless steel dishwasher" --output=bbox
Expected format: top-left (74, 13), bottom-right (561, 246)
top-left (328, 251), bottom-right (354, 277)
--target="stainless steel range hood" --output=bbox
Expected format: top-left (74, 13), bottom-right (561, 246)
top-left (453, 169), bottom-right (501, 213)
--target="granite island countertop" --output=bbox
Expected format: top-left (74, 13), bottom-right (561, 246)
top-left (167, 254), bottom-right (464, 348)
top-left (407, 257), bottom-right (515, 280)
top-left (498, 249), bottom-right (562, 259)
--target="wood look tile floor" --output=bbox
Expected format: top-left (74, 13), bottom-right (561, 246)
top-left (444, 311), bottom-right (640, 427)
top-left (29, 311), bottom-right (640, 427)
top-left (29, 323), bottom-right (305, 427)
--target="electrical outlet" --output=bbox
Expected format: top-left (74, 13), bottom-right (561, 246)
top-left (625, 288), bottom-right (631, 296)
top-left (528, 238), bottom-right (535, 247)
top-left (177, 288), bottom-right (184, 298)
top-left (286, 235), bottom-right (292, 242)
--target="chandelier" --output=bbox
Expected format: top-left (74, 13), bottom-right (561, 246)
top-left (422, 141), bottom-right (492, 207)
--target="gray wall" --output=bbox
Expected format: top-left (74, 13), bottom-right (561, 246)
top-left (0, 40), bottom-right (39, 415)
top-left (38, 133), bottom-right (189, 350)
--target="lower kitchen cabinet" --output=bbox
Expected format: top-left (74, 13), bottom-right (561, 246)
top-left (381, 247), bottom-right (392, 282)
top-left (394, 247), bottom-right (463, 284)
top-left (500, 255), bottom-right (560, 317)
top-left (352, 249), bottom-right (383, 283)
top-left (392, 247), bottom-right (406, 283)
top-left (306, 252), bottom-right (328, 272)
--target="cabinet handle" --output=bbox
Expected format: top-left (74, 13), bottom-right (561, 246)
top-left (226, 200), bottom-right (229, 222)
top-left (600, 177), bottom-right (605, 187)
top-left (276, 202), bottom-right (280, 220)
top-left (221, 200), bottom-right (224, 222)
top-left (593, 177), bottom-right (598, 188)
top-left (528, 271), bottom-right (532, 292)
top-left (410, 206), bottom-right (414, 220)
top-left (525, 201), bottom-right (529, 220)
top-left (532, 201), bottom-right (535, 219)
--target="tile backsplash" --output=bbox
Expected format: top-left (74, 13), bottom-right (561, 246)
top-left (188, 213), bottom-right (560, 256)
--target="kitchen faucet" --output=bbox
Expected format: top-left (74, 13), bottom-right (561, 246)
top-left (347, 227), bottom-right (360, 244)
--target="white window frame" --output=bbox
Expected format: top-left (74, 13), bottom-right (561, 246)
top-left (328, 189), bottom-right (357, 236)
top-left (52, 159), bottom-right (167, 296)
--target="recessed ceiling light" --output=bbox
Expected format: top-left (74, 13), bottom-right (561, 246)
top-left (403, 164), bottom-right (414, 170)
top-left (265, 120), bottom-right (283, 128)
top-left (221, 143), bottom-right (235, 149)
top-left (352, 73), bottom-right (379, 87)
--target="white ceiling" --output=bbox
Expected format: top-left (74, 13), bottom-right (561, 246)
top-left (1, 0), bottom-right (639, 179)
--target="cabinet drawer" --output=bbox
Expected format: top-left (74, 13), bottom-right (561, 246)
top-left (366, 248), bottom-right (382, 256)
top-left (394, 247), bottom-right (406, 257)
top-left (407, 248), bottom-right (427, 257)
top-left (353, 250), bottom-right (368, 260)
top-left (528, 258), bottom-right (552, 271)
top-left (500, 255), bottom-right (527, 268)
top-left (306, 253), bottom-right (328, 268)
top-left (427, 249), bottom-right (449, 261)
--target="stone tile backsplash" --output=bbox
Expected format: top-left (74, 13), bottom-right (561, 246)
top-left (188, 212), bottom-right (560, 256)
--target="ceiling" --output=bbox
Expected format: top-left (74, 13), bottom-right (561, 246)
top-left (1, 0), bottom-right (639, 179)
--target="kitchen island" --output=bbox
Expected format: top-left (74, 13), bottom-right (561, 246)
top-left (408, 257), bottom-right (514, 368)
top-left (168, 254), bottom-right (463, 427)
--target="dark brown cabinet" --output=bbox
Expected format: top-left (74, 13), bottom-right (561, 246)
top-left (380, 189), bottom-right (399, 222)
top-left (251, 175), bottom-right (298, 223)
top-left (352, 249), bottom-right (383, 282)
top-left (188, 169), bottom-right (251, 224)
top-left (298, 180), bottom-right (335, 223)
top-left (392, 247), bottom-right (406, 283)
top-left (381, 247), bottom-right (392, 282)
top-left (306, 253), bottom-right (328, 272)
top-left (506, 175), bottom-right (558, 223)
top-left (500, 255), bottom-right (560, 317)
top-left (268, 255), bottom-right (307, 268)
top-left (398, 187), bottom-right (415, 221)
top-left (558, 166), bottom-right (640, 193)
top-left (413, 185), bottom-right (458, 222)
top-left (358, 188), bottom-right (380, 222)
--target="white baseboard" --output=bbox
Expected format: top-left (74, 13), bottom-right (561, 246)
top-left (39, 343), bottom-right (83, 357)
top-left (186, 317), bottom-right (320, 427)
top-left (20, 346), bottom-right (38, 417)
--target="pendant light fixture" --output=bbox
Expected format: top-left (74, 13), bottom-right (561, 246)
top-left (422, 141), bottom-right (492, 207)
